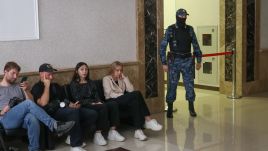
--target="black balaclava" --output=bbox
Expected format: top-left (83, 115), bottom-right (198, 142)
top-left (176, 17), bottom-right (186, 28)
top-left (175, 8), bottom-right (188, 28)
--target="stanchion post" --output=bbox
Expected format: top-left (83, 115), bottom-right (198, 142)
top-left (227, 48), bottom-right (242, 99)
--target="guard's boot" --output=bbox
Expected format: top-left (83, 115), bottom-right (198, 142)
top-left (167, 102), bottom-right (173, 118)
top-left (189, 101), bottom-right (197, 117)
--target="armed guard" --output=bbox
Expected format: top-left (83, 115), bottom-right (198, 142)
top-left (159, 8), bottom-right (202, 118)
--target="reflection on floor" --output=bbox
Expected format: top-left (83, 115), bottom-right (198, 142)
top-left (8, 87), bottom-right (268, 151)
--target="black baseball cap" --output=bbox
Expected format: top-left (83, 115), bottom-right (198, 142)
top-left (39, 63), bottom-right (57, 72)
top-left (176, 8), bottom-right (189, 18)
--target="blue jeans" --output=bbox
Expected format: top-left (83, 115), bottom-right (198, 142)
top-left (0, 100), bottom-right (56, 151)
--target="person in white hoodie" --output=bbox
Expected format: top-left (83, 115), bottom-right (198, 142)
top-left (103, 61), bottom-right (162, 141)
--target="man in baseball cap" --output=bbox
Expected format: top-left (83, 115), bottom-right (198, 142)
top-left (39, 63), bottom-right (57, 73)
top-left (32, 63), bottom-right (91, 150)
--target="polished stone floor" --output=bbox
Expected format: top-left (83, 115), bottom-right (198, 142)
top-left (8, 87), bottom-right (268, 151)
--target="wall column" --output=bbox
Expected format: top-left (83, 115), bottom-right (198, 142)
top-left (220, 0), bottom-right (261, 96)
top-left (137, 0), bottom-right (164, 113)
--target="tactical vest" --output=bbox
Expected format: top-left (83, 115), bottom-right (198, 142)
top-left (169, 24), bottom-right (192, 54)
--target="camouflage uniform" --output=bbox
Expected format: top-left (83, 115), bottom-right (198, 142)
top-left (159, 9), bottom-right (202, 104)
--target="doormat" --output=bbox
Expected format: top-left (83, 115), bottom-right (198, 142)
top-left (106, 147), bottom-right (130, 151)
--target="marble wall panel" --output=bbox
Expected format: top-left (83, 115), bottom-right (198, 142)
top-left (225, 0), bottom-right (236, 81)
top-left (246, 0), bottom-right (255, 82)
top-left (144, 0), bottom-right (158, 98)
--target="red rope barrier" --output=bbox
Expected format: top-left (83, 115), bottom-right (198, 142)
top-left (201, 51), bottom-right (233, 57)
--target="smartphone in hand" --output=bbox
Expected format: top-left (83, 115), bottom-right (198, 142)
top-left (20, 76), bottom-right (28, 100)
top-left (20, 76), bottom-right (28, 83)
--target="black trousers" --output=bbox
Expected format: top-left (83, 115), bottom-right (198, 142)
top-left (79, 107), bottom-right (98, 129)
top-left (53, 107), bottom-right (97, 147)
top-left (107, 91), bottom-right (151, 129)
top-left (84, 101), bottom-right (119, 131)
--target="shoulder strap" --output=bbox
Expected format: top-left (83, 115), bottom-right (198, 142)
top-left (170, 24), bottom-right (176, 31)
top-left (168, 24), bottom-right (176, 39)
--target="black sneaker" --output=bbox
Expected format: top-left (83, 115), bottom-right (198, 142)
top-left (54, 121), bottom-right (75, 136)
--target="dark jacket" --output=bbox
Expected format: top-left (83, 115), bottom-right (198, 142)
top-left (69, 80), bottom-right (102, 107)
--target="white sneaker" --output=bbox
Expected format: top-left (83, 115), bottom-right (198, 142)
top-left (65, 135), bottom-right (87, 148)
top-left (93, 132), bottom-right (107, 146)
top-left (70, 147), bottom-right (87, 151)
top-left (145, 119), bottom-right (162, 131)
top-left (134, 129), bottom-right (147, 141)
top-left (108, 129), bottom-right (125, 142)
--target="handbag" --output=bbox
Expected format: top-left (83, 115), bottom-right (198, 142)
top-left (8, 97), bottom-right (24, 108)
top-left (43, 99), bottom-right (60, 115)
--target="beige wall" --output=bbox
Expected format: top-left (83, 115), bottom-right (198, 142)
top-left (164, 0), bottom-right (176, 29)
top-left (175, 0), bottom-right (219, 27)
top-left (0, 0), bottom-right (136, 72)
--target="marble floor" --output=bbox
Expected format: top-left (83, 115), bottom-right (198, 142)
top-left (8, 87), bottom-right (268, 151)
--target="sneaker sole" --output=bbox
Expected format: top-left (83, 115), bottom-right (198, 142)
top-left (145, 126), bottom-right (163, 131)
top-left (93, 141), bottom-right (107, 146)
top-left (66, 141), bottom-right (86, 148)
top-left (108, 136), bottom-right (125, 142)
top-left (134, 135), bottom-right (147, 141)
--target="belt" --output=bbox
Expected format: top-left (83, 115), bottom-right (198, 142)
top-left (170, 52), bottom-right (192, 58)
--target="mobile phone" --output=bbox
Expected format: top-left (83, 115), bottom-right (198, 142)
top-left (20, 76), bottom-right (28, 83)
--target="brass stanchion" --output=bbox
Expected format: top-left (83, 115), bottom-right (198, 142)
top-left (227, 48), bottom-right (242, 99)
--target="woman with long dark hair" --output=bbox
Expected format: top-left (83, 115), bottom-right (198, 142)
top-left (70, 62), bottom-right (124, 146)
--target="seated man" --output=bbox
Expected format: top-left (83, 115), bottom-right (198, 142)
top-left (0, 61), bottom-right (75, 151)
top-left (31, 63), bottom-right (96, 151)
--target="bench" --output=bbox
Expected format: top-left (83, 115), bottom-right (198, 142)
top-left (40, 79), bottom-right (134, 150)
top-left (39, 80), bottom-right (104, 150)
top-left (64, 80), bottom-right (130, 120)
top-left (0, 123), bottom-right (27, 151)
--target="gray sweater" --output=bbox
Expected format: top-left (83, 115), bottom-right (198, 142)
top-left (0, 84), bottom-right (23, 111)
